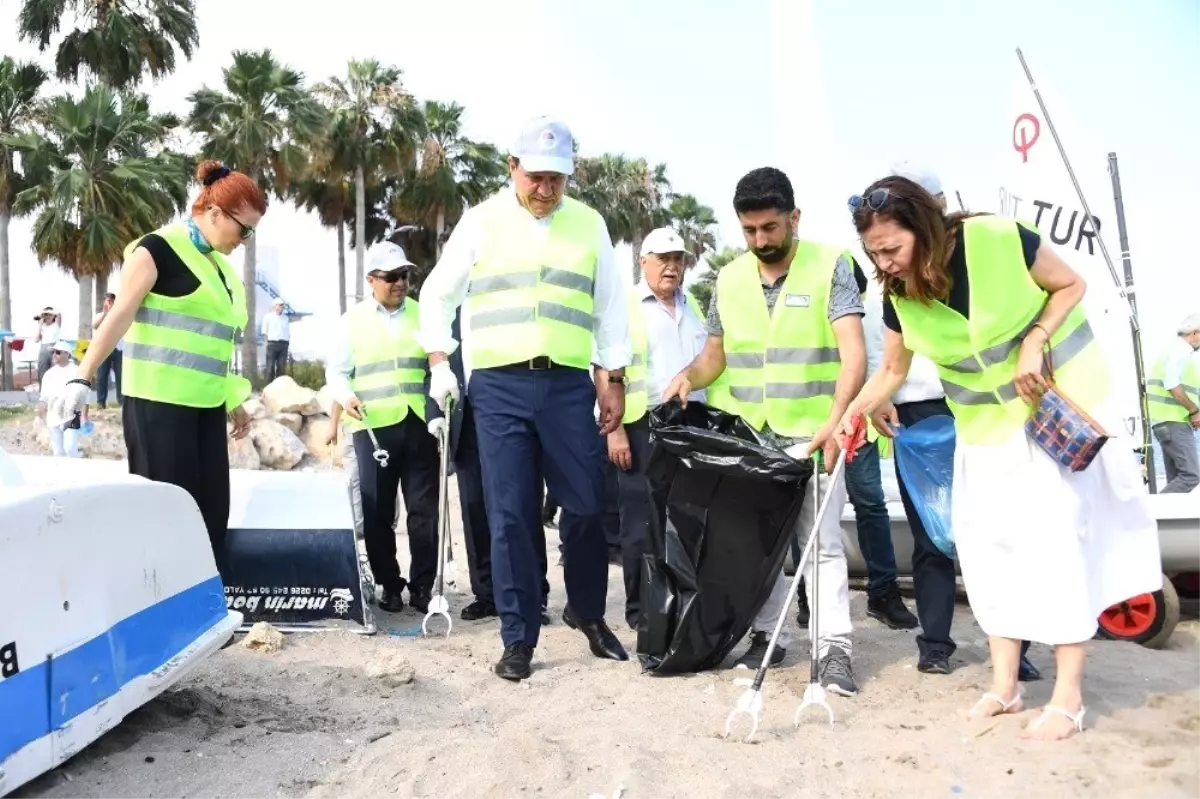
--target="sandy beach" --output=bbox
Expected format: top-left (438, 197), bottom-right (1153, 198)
top-left (7, 459), bottom-right (1199, 799)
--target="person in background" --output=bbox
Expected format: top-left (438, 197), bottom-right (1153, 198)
top-left (262, 298), bottom-right (291, 384)
top-left (1146, 313), bottom-right (1200, 493)
top-left (56, 160), bottom-right (264, 576)
top-left (837, 175), bottom-right (1161, 740)
top-left (32, 306), bottom-right (61, 384)
top-left (37, 340), bottom-right (88, 457)
top-left (92, 293), bottom-right (124, 408)
top-left (325, 242), bottom-right (440, 614)
top-left (325, 400), bottom-right (364, 540)
top-left (600, 226), bottom-right (708, 630)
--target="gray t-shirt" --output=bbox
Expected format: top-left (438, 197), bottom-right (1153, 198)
top-left (706, 252), bottom-right (867, 447)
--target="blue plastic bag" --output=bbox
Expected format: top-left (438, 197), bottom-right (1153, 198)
top-left (893, 415), bottom-right (957, 560)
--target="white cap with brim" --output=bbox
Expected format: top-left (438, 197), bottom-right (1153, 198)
top-left (512, 116), bottom-right (575, 176)
top-left (365, 242), bottom-right (415, 280)
top-left (891, 160), bottom-right (943, 197)
top-left (640, 227), bottom-right (689, 258)
top-left (52, 339), bottom-right (73, 353)
top-left (1179, 313), bottom-right (1200, 335)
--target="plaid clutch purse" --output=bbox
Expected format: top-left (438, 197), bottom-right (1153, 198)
top-left (1024, 341), bottom-right (1109, 472)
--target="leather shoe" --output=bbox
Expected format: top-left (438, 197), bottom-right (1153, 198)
top-left (409, 588), bottom-right (432, 614)
top-left (377, 586), bottom-right (405, 613)
top-left (562, 605), bottom-right (628, 661)
top-left (461, 599), bottom-right (498, 621)
top-left (495, 642), bottom-right (533, 680)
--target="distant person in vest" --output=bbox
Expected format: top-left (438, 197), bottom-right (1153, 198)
top-left (598, 226), bottom-right (708, 630)
top-left (56, 160), bottom-right (264, 575)
top-left (262, 298), bottom-right (291, 384)
top-left (325, 242), bottom-right (441, 614)
top-left (663, 167), bottom-right (867, 697)
top-left (31, 306), bottom-right (61, 384)
top-left (92, 293), bottom-right (123, 408)
top-left (836, 176), bottom-right (1162, 740)
top-left (420, 115), bottom-right (632, 681)
top-left (1147, 314), bottom-right (1200, 493)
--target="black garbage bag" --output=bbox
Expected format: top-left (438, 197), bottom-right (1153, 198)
top-left (636, 399), bottom-right (813, 674)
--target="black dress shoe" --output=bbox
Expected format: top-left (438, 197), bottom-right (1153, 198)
top-left (409, 588), bottom-right (432, 614)
top-left (461, 599), bottom-right (498, 621)
top-left (562, 606), bottom-right (628, 661)
top-left (917, 652), bottom-right (952, 674)
top-left (495, 643), bottom-right (534, 680)
top-left (377, 586), bottom-right (405, 613)
top-left (541, 599), bottom-right (551, 625)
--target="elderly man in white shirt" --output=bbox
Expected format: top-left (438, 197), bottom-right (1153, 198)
top-left (596, 227), bottom-right (707, 630)
top-left (37, 340), bottom-right (88, 457)
top-left (419, 116), bottom-right (632, 681)
top-left (262, 298), bottom-right (291, 383)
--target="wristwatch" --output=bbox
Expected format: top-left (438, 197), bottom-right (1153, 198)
top-left (608, 370), bottom-right (626, 386)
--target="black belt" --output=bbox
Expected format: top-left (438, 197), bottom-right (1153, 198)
top-left (520, 356), bottom-right (564, 370)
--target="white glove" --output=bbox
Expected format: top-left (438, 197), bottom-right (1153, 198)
top-left (58, 367), bottom-right (91, 417)
top-left (429, 361), bottom-right (460, 412)
top-left (427, 417), bottom-right (447, 440)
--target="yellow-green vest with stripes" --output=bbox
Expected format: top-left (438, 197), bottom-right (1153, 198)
top-left (892, 216), bottom-right (1108, 446)
top-left (343, 298), bottom-right (428, 432)
top-left (121, 222), bottom-right (251, 411)
top-left (465, 196), bottom-right (600, 371)
top-left (1147, 347), bottom-right (1200, 424)
top-left (624, 287), bottom-right (705, 424)
top-left (711, 243), bottom-right (846, 438)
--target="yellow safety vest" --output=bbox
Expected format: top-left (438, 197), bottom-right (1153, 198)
top-left (892, 215), bottom-right (1108, 446)
top-left (343, 298), bottom-right (428, 432)
top-left (465, 196), bottom-right (600, 371)
top-left (1147, 346), bottom-right (1200, 424)
top-left (624, 287), bottom-right (705, 424)
top-left (710, 243), bottom-right (846, 438)
top-left (121, 222), bottom-right (251, 411)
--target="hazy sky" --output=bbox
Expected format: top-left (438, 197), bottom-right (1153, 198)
top-left (1, 0), bottom-right (1196, 363)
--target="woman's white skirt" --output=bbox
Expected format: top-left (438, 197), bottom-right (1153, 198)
top-left (952, 408), bottom-right (1163, 645)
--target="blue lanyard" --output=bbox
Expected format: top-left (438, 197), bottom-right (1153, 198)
top-left (186, 217), bottom-right (214, 254)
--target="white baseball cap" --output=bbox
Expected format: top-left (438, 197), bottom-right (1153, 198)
top-left (1179, 313), bottom-right (1200, 335)
top-left (365, 242), bottom-right (415, 277)
top-left (640, 227), bottom-right (689, 258)
top-left (52, 339), bottom-right (73, 353)
top-left (512, 116), bottom-right (575, 176)
top-left (891, 161), bottom-right (944, 197)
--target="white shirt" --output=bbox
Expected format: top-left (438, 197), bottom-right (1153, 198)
top-left (417, 187), bottom-right (631, 386)
top-left (262, 312), bottom-right (291, 342)
top-left (325, 298), bottom-right (411, 407)
top-left (35, 321), bottom-right (60, 346)
top-left (39, 362), bottom-right (79, 427)
top-left (1160, 337), bottom-right (1199, 392)
top-left (863, 290), bottom-right (944, 405)
top-left (634, 279), bottom-right (707, 407)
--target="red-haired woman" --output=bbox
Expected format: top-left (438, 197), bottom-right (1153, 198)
top-left (59, 160), bottom-right (268, 574)
top-left (834, 176), bottom-right (1160, 741)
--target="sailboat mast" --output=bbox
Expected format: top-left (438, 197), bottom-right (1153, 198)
top-left (1015, 47), bottom-right (1155, 487)
top-left (1107, 151), bottom-right (1157, 492)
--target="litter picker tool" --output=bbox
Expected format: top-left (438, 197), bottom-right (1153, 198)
top-left (724, 415), bottom-right (866, 742)
top-left (359, 406), bottom-right (389, 468)
top-left (423, 398), bottom-right (455, 637)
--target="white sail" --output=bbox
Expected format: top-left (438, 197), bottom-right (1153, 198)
top-left (998, 56), bottom-right (1143, 443)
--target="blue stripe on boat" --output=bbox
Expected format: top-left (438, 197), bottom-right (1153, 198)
top-left (0, 575), bottom-right (227, 762)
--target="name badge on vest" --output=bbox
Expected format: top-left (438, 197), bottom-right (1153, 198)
top-left (785, 293), bottom-right (811, 308)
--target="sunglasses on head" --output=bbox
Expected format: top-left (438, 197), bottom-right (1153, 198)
top-left (847, 188), bottom-right (891, 213)
top-left (372, 268), bottom-right (410, 283)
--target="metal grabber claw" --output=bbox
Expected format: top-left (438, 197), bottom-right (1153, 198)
top-left (724, 681), bottom-right (765, 742)
top-left (360, 407), bottom-right (390, 468)
top-left (423, 398), bottom-right (455, 638)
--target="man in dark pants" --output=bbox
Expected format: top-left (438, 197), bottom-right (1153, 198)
top-left (326, 242), bottom-right (440, 614)
top-left (92, 293), bottom-right (123, 407)
top-left (262, 298), bottom-right (290, 383)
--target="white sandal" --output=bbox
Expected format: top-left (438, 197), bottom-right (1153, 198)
top-left (1027, 704), bottom-right (1086, 734)
top-left (969, 690), bottom-right (1023, 719)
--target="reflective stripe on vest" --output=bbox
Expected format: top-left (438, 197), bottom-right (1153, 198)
top-left (623, 288), bottom-right (704, 424)
top-left (465, 195), bottom-right (600, 370)
top-left (1146, 348), bottom-right (1200, 424)
top-left (344, 298), bottom-right (428, 432)
top-left (711, 243), bottom-right (845, 438)
top-left (120, 222), bottom-right (248, 409)
top-left (892, 216), bottom-right (1109, 446)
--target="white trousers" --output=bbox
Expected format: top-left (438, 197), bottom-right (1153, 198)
top-left (49, 426), bottom-right (81, 458)
top-left (753, 466), bottom-right (853, 656)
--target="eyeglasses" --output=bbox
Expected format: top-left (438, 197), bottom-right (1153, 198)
top-left (847, 188), bottom-right (891, 213)
top-left (223, 208), bottom-right (255, 239)
top-left (370, 268), bottom-right (410, 283)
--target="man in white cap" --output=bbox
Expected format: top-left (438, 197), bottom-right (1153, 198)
top-left (36, 339), bottom-right (88, 457)
top-left (420, 115), bottom-right (632, 680)
top-left (262, 297), bottom-right (291, 383)
top-left (325, 241), bottom-right (440, 614)
top-left (597, 226), bottom-right (707, 629)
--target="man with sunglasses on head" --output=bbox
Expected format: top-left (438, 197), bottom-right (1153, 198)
top-left (663, 166), bottom-right (867, 696)
top-left (420, 115), bottom-right (631, 681)
top-left (325, 242), bottom-right (441, 615)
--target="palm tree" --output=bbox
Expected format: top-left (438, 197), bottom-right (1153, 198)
top-left (187, 49), bottom-right (326, 383)
top-left (688, 246), bottom-right (744, 316)
top-left (573, 155), bottom-right (672, 281)
top-left (313, 59), bottom-right (421, 303)
top-left (0, 57), bottom-right (49, 389)
top-left (5, 84), bottom-right (190, 338)
top-left (391, 100), bottom-right (507, 262)
top-left (17, 0), bottom-right (199, 90)
top-left (668, 193), bottom-right (718, 264)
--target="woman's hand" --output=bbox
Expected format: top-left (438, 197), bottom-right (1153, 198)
top-left (833, 408), bottom-right (867, 452)
top-left (228, 405), bottom-right (251, 439)
top-left (869, 402), bottom-right (900, 438)
top-left (1014, 336), bottom-right (1049, 405)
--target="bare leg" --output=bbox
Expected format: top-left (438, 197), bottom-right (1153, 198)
top-left (1023, 642), bottom-right (1086, 740)
top-left (970, 636), bottom-right (1024, 717)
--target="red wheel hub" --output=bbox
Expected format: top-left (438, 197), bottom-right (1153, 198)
top-left (1099, 593), bottom-right (1157, 637)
